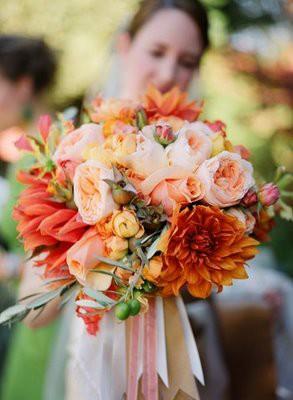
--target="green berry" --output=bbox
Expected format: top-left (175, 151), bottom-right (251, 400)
top-left (128, 299), bottom-right (141, 316)
top-left (115, 302), bottom-right (130, 320)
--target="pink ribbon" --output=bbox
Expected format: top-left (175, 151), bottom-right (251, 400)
top-left (142, 297), bottom-right (158, 400)
top-left (127, 315), bottom-right (141, 400)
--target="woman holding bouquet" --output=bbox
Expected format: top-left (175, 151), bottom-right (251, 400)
top-left (18, 1), bottom-right (225, 399)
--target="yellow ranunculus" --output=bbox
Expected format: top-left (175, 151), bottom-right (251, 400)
top-left (105, 236), bottom-right (128, 260)
top-left (112, 210), bottom-right (141, 238)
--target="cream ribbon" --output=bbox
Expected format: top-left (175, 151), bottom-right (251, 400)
top-left (68, 296), bottom-right (204, 399)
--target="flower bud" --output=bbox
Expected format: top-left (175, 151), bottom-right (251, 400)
top-left (112, 210), bottom-right (141, 238)
top-left (206, 120), bottom-right (226, 136)
top-left (241, 189), bottom-right (258, 207)
top-left (136, 107), bottom-right (148, 130)
top-left (38, 114), bottom-right (52, 142)
top-left (154, 123), bottom-right (176, 146)
top-left (112, 188), bottom-right (135, 205)
top-left (259, 183), bottom-right (280, 207)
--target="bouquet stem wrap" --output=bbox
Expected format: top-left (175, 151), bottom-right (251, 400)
top-left (126, 297), bottom-right (202, 400)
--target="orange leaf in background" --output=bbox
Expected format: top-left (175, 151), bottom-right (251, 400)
top-left (143, 86), bottom-right (202, 122)
top-left (158, 205), bottom-right (259, 298)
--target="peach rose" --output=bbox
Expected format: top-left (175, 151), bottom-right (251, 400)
top-left (150, 175), bottom-right (204, 216)
top-left (166, 122), bottom-right (212, 172)
top-left (53, 123), bottom-right (104, 169)
top-left (67, 228), bottom-right (114, 290)
top-left (73, 160), bottom-right (118, 225)
top-left (196, 151), bottom-right (255, 207)
top-left (126, 131), bottom-right (168, 177)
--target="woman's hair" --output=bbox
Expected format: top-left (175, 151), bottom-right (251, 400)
top-left (0, 35), bottom-right (57, 94)
top-left (127, 0), bottom-right (209, 52)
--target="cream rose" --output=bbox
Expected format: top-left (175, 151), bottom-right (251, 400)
top-left (73, 160), bottom-right (118, 225)
top-left (126, 131), bottom-right (168, 177)
top-left (196, 151), bottom-right (255, 207)
top-left (67, 228), bottom-right (114, 291)
top-left (83, 132), bottom-right (137, 167)
top-left (166, 122), bottom-right (213, 172)
top-left (53, 123), bottom-right (105, 166)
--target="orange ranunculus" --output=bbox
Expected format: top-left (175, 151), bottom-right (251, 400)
top-left (158, 206), bottom-right (259, 298)
top-left (143, 86), bottom-right (202, 123)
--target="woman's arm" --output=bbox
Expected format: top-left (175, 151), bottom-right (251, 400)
top-left (19, 260), bottom-right (60, 329)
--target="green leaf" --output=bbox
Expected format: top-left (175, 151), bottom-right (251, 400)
top-left (60, 281), bottom-right (77, 296)
top-left (26, 288), bottom-right (62, 310)
top-left (0, 304), bottom-right (28, 325)
top-left (90, 269), bottom-right (125, 286)
top-left (75, 299), bottom-right (105, 309)
top-left (279, 199), bottom-right (293, 221)
top-left (59, 285), bottom-right (80, 309)
top-left (83, 287), bottom-right (116, 306)
top-left (94, 255), bottom-right (133, 271)
top-left (18, 292), bottom-right (42, 302)
top-left (136, 247), bottom-right (148, 264)
top-left (146, 224), bottom-right (169, 260)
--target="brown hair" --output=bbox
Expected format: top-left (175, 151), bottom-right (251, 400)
top-left (127, 0), bottom-right (209, 53)
top-left (0, 35), bottom-right (57, 94)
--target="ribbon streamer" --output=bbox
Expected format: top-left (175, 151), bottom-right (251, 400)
top-left (141, 297), bottom-right (159, 400)
top-left (127, 315), bottom-right (142, 400)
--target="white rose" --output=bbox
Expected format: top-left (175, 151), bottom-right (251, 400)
top-left (166, 122), bottom-right (212, 172)
top-left (126, 131), bottom-right (168, 177)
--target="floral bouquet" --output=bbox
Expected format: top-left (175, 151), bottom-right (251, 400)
top-left (1, 87), bottom-right (291, 400)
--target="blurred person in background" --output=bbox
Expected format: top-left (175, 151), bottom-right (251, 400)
top-left (0, 35), bottom-right (58, 400)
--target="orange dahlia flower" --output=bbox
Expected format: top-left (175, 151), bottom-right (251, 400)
top-left (158, 206), bottom-right (259, 298)
top-left (13, 171), bottom-right (89, 281)
top-left (143, 86), bottom-right (202, 123)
